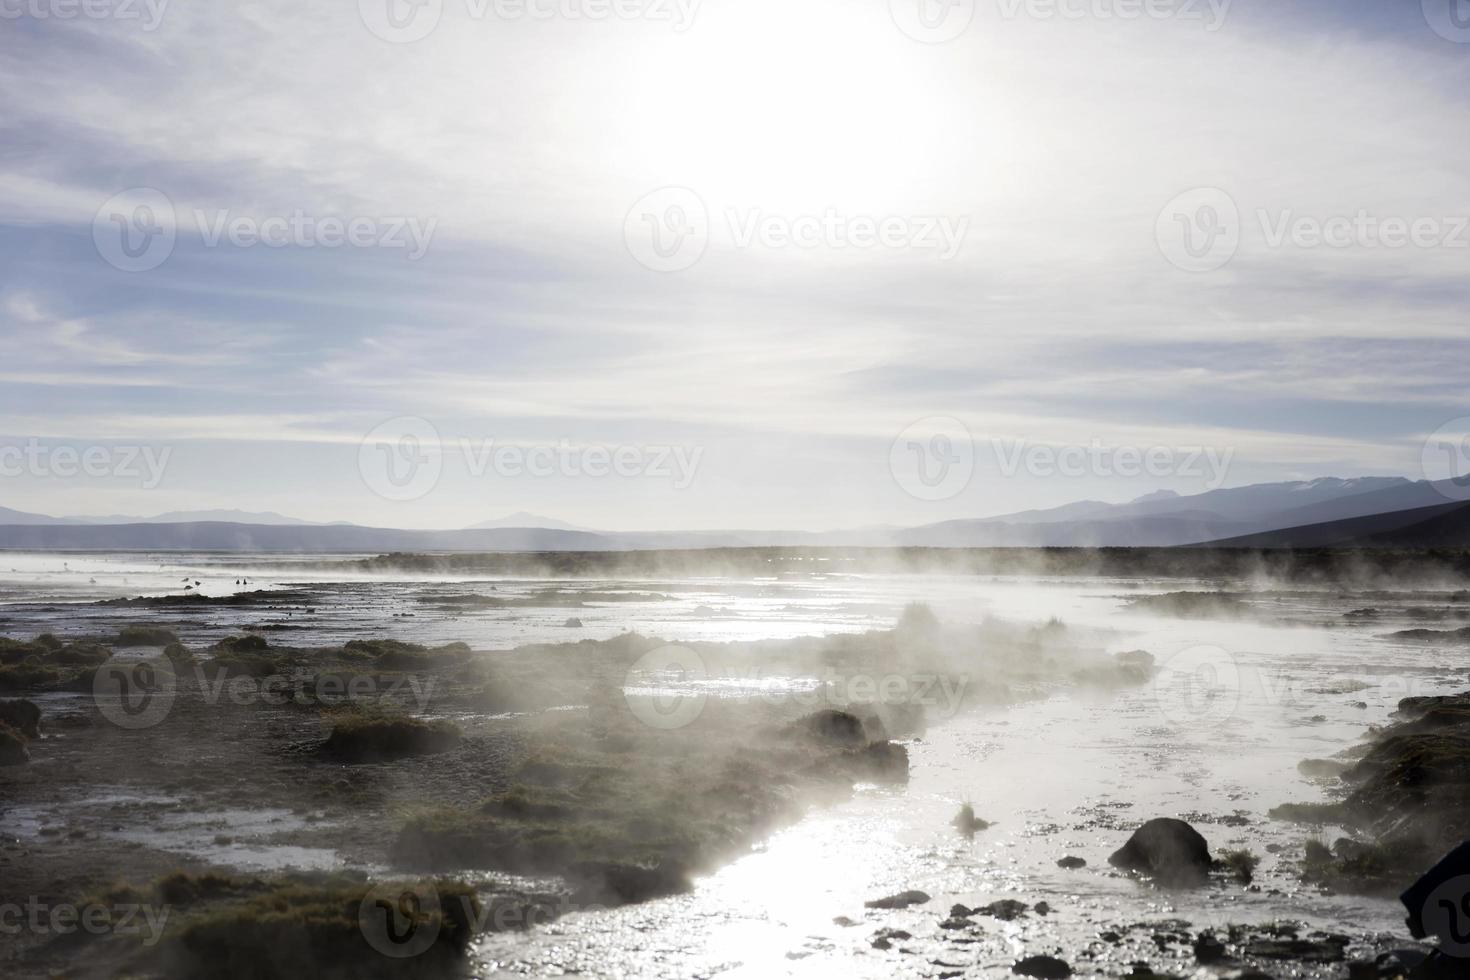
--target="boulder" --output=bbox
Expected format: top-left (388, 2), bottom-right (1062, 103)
top-left (1012, 955), bottom-right (1072, 978)
top-left (1109, 818), bottom-right (1212, 885)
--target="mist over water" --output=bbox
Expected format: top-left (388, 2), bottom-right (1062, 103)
top-left (2, 550), bottom-right (1462, 976)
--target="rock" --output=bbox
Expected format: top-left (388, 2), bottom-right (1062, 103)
top-left (791, 709), bottom-right (868, 749)
top-left (1108, 818), bottom-right (1212, 886)
top-left (1057, 856), bottom-right (1087, 869)
top-left (1194, 931), bottom-right (1227, 963)
top-left (0, 698), bottom-right (41, 739)
top-left (1243, 937), bottom-right (1346, 962)
top-left (952, 803), bottom-right (992, 836)
top-left (1012, 954), bottom-right (1072, 978)
top-left (979, 899), bottom-right (1028, 920)
top-left (938, 917), bottom-right (974, 930)
top-left (864, 890), bottom-right (930, 910)
top-left (563, 618), bottom-right (584, 628)
top-left (1033, 901), bottom-right (1052, 915)
top-left (832, 916), bottom-right (858, 927)
top-left (870, 927), bottom-right (912, 949)
top-left (949, 904), bottom-right (974, 918)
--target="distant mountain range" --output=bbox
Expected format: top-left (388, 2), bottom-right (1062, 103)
top-left (0, 478), bottom-right (1466, 551)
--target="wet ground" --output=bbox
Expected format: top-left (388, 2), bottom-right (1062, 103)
top-left (1, 552), bottom-right (1466, 977)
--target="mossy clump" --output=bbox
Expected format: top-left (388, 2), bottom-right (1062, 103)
top-left (214, 635), bottom-right (271, 655)
top-left (115, 625), bottom-right (183, 648)
top-left (1218, 848), bottom-right (1260, 884)
top-left (0, 697), bottom-right (41, 738)
top-left (0, 662), bottom-right (68, 693)
top-left (343, 639), bottom-right (473, 671)
top-left (52, 642), bottom-right (114, 667)
top-left (322, 714), bottom-right (461, 763)
top-left (93, 872), bottom-right (481, 979)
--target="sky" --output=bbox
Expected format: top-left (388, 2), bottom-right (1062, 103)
top-left (1, 0), bottom-right (1468, 531)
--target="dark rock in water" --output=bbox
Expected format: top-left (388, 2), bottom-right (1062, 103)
top-left (1194, 931), bottom-right (1227, 963)
top-left (832, 916), bottom-right (858, 927)
top-left (0, 698), bottom-right (41, 739)
top-left (1057, 856), bottom-right (1087, 870)
top-left (865, 890), bottom-right (930, 910)
top-left (953, 803), bottom-right (992, 836)
top-left (563, 617), bottom-right (583, 628)
top-left (1012, 954), bottom-right (1072, 978)
top-left (938, 917), bottom-right (974, 930)
top-left (1109, 818), bottom-right (1212, 885)
top-left (979, 899), bottom-right (1029, 920)
top-left (870, 927), bottom-right (912, 949)
top-left (790, 709), bottom-right (868, 749)
top-left (1244, 936), bottom-right (1347, 962)
top-left (1033, 901), bottom-right (1052, 915)
top-left (949, 903), bottom-right (974, 918)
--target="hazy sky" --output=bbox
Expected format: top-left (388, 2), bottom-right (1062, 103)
top-left (1, 0), bottom-right (1468, 530)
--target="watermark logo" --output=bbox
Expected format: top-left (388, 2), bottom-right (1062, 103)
top-left (0, 440), bottom-right (172, 489)
top-left (194, 210), bottom-right (437, 259)
top-left (1422, 417), bottom-right (1470, 502)
top-left (360, 416), bottom-right (443, 502)
top-left (625, 187), bottom-right (709, 273)
top-left (0, 898), bottom-right (169, 947)
top-left (726, 208), bottom-right (969, 260)
top-left (890, 0), bottom-right (975, 43)
top-left (1157, 187), bottom-right (1240, 273)
top-left (359, 882), bottom-right (442, 958)
top-left (1152, 644), bottom-right (1240, 726)
top-left (623, 644), bottom-right (709, 729)
top-left (94, 188), bottom-right (176, 273)
top-left (1424, 0), bottom-right (1470, 43)
top-left (0, 0), bottom-right (169, 30)
top-left (890, 416), bottom-right (975, 502)
top-left (991, 437), bottom-right (1233, 489)
top-left (1423, 875), bottom-right (1470, 957)
top-left (359, 0), bottom-right (444, 42)
top-left (995, 0), bottom-right (1231, 30)
top-left (460, 438), bottom-right (702, 489)
top-left (93, 655), bottom-right (177, 730)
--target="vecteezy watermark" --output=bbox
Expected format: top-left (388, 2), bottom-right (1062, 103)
top-left (1423, 0), bottom-right (1470, 43)
top-left (93, 653), bottom-right (439, 730)
top-left (621, 644), bottom-right (972, 730)
top-left (624, 188), bottom-right (971, 272)
top-left (358, 416), bottom-right (705, 502)
top-left (1421, 875), bottom-right (1470, 958)
top-left (995, 0), bottom-right (1231, 30)
top-left (889, 0), bottom-right (975, 43)
top-left (0, 0), bottom-right (168, 30)
top-left (93, 656), bottom-right (178, 730)
top-left (359, 882), bottom-right (443, 959)
top-left (1158, 187), bottom-right (1470, 273)
top-left (358, 0), bottom-right (699, 43)
top-left (1151, 644), bottom-right (1241, 726)
top-left (1157, 187), bottom-right (1241, 273)
top-left (0, 898), bottom-right (169, 947)
top-left (991, 437), bottom-right (1235, 489)
top-left (1421, 417), bottom-right (1470, 502)
top-left (890, 417), bottom-right (975, 502)
top-left (0, 440), bottom-right (172, 489)
top-left (359, 883), bottom-right (605, 959)
top-left (93, 188), bottom-right (438, 272)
